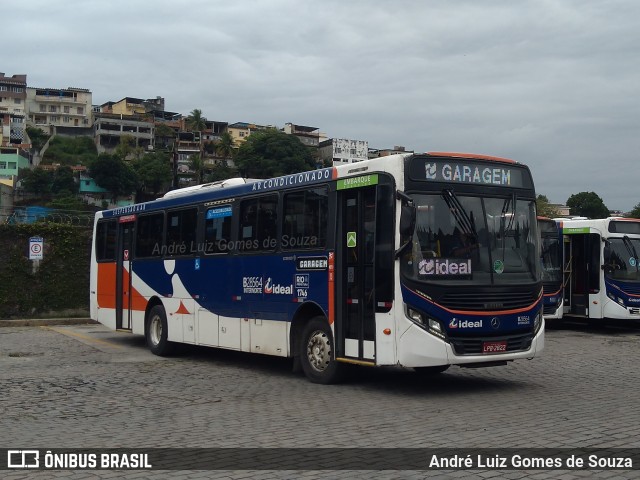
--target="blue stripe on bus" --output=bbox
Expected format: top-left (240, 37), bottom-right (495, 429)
top-left (132, 254), bottom-right (330, 321)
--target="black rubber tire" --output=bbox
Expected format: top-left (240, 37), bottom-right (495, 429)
top-left (145, 305), bottom-right (174, 356)
top-left (299, 316), bottom-right (343, 384)
top-left (414, 365), bottom-right (450, 376)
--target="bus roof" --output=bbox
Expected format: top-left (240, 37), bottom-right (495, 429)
top-left (426, 152), bottom-right (517, 164)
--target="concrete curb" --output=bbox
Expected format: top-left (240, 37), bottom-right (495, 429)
top-left (0, 318), bottom-right (98, 328)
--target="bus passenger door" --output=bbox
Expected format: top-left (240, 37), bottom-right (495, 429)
top-left (564, 232), bottom-right (600, 317)
top-left (116, 220), bottom-right (135, 330)
top-left (336, 186), bottom-right (377, 363)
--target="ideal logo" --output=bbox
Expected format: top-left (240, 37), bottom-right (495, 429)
top-left (419, 258), bottom-right (471, 276)
top-left (264, 277), bottom-right (293, 295)
top-left (425, 163), bottom-right (437, 179)
top-left (449, 318), bottom-right (483, 329)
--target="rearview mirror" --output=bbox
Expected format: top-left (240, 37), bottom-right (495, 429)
top-left (399, 204), bottom-right (416, 237)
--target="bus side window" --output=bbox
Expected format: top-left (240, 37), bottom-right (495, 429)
top-left (282, 187), bottom-right (328, 250)
top-left (136, 213), bottom-right (164, 258)
top-left (96, 219), bottom-right (117, 261)
top-left (204, 206), bottom-right (232, 254)
top-left (166, 208), bottom-right (197, 256)
top-left (240, 200), bottom-right (258, 247)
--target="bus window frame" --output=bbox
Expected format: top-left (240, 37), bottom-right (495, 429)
top-left (165, 205), bottom-right (199, 258)
top-left (135, 211), bottom-right (166, 260)
top-left (95, 218), bottom-right (118, 263)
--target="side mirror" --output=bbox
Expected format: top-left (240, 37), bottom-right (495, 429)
top-left (399, 204), bottom-right (416, 237)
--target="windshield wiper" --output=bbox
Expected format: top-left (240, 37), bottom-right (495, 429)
top-left (622, 235), bottom-right (640, 271)
top-left (501, 193), bottom-right (516, 234)
top-left (441, 189), bottom-right (477, 239)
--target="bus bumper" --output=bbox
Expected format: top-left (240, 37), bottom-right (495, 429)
top-left (397, 322), bottom-right (544, 368)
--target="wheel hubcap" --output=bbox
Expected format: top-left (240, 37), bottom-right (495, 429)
top-left (150, 316), bottom-right (162, 346)
top-left (306, 330), bottom-right (331, 372)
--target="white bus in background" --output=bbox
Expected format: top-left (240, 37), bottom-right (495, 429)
top-left (560, 217), bottom-right (640, 321)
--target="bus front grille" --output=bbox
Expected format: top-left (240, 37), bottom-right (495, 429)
top-left (439, 291), bottom-right (539, 311)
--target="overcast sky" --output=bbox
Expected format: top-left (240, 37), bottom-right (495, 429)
top-left (5, 0), bottom-right (640, 211)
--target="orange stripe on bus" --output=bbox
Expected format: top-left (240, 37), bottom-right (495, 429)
top-left (409, 286), bottom-right (542, 316)
top-left (97, 263), bottom-right (117, 309)
top-left (427, 152), bottom-right (516, 164)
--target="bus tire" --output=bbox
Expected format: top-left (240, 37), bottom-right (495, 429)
top-left (414, 365), bottom-right (450, 376)
top-left (299, 317), bottom-right (343, 384)
top-left (146, 305), bottom-right (174, 356)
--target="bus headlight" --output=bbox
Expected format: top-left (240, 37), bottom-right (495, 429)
top-left (406, 306), bottom-right (446, 340)
top-left (428, 318), bottom-right (446, 340)
top-left (534, 310), bottom-right (543, 334)
top-left (407, 307), bottom-right (426, 327)
top-left (606, 291), bottom-right (625, 306)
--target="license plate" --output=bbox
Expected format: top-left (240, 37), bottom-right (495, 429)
top-left (482, 341), bottom-right (507, 354)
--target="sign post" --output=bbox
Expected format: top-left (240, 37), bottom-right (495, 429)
top-left (29, 236), bottom-right (44, 273)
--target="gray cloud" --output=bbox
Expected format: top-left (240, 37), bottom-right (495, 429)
top-left (5, 0), bottom-right (639, 210)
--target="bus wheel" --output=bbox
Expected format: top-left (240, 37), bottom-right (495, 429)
top-left (414, 365), bottom-right (450, 376)
top-left (300, 317), bottom-right (342, 384)
top-left (146, 305), bottom-right (174, 356)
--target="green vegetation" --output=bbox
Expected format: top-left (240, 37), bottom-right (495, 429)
top-left (0, 224), bottom-right (92, 318)
top-left (41, 136), bottom-right (98, 166)
top-left (26, 126), bottom-right (50, 152)
top-left (628, 203), bottom-right (640, 219)
top-left (536, 195), bottom-right (560, 218)
top-left (19, 166), bottom-right (79, 197)
top-left (566, 192), bottom-right (610, 219)
top-left (234, 129), bottom-right (316, 178)
top-left (88, 154), bottom-right (138, 200)
top-left (186, 109), bottom-right (207, 132)
top-left (131, 151), bottom-right (173, 196)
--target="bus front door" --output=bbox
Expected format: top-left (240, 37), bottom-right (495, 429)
top-left (336, 186), bottom-right (377, 364)
top-left (115, 220), bottom-right (134, 330)
top-left (564, 232), bottom-right (601, 318)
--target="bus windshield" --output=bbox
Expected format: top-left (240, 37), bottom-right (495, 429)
top-left (604, 237), bottom-right (640, 282)
top-left (401, 192), bottom-right (539, 285)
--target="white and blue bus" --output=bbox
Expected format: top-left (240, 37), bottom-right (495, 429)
top-left (90, 152), bottom-right (544, 383)
top-left (559, 217), bottom-right (640, 321)
top-left (538, 217), bottom-right (563, 320)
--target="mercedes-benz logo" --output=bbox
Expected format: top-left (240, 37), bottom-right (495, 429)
top-left (491, 317), bottom-right (500, 329)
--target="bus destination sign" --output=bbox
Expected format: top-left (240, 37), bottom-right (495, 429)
top-left (410, 158), bottom-right (529, 189)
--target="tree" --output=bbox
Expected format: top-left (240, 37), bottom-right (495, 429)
top-left (206, 162), bottom-right (237, 182)
top-left (189, 153), bottom-right (205, 184)
top-left (186, 109), bottom-right (206, 132)
top-left (628, 203), bottom-right (640, 219)
top-left (20, 167), bottom-right (53, 195)
top-left (234, 129), bottom-right (316, 178)
top-left (215, 131), bottom-right (236, 164)
top-left (51, 166), bottom-right (78, 195)
top-left (131, 152), bottom-right (172, 196)
top-left (154, 123), bottom-right (176, 151)
top-left (114, 135), bottom-right (143, 162)
top-left (26, 126), bottom-right (50, 152)
top-left (566, 192), bottom-right (610, 219)
top-left (536, 195), bottom-right (560, 218)
top-left (88, 154), bottom-right (138, 200)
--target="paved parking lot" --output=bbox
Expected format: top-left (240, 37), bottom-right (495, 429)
top-left (1, 320), bottom-right (639, 479)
